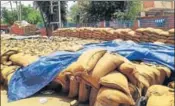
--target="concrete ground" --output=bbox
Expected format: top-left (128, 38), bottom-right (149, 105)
top-left (1, 90), bottom-right (88, 106)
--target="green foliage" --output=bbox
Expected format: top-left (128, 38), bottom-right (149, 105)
top-left (1, 8), bottom-right (18, 25)
top-left (126, 1), bottom-right (142, 20)
top-left (114, 0), bottom-right (141, 20)
top-left (69, 1), bottom-right (126, 23)
top-left (69, 1), bottom-right (141, 23)
top-left (68, 3), bottom-right (81, 23)
top-left (1, 5), bottom-right (42, 25)
top-left (86, 1), bottom-right (125, 21)
top-left (21, 5), bottom-right (42, 24)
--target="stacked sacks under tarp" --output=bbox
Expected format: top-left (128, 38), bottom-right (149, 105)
top-left (1, 49), bottom-right (38, 87)
top-left (53, 27), bottom-right (175, 45)
top-left (54, 49), bottom-right (173, 106)
top-left (167, 28), bottom-right (175, 44)
top-left (135, 28), bottom-right (175, 44)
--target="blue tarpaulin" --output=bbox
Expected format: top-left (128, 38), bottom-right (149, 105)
top-left (8, 40), bottom-right (175, 102)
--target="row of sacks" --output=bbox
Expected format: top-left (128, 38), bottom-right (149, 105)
top-left (53, 49), bottom-right (174, 106)
top-left (1, 49), bottom-right (38, 87)
top-left (52, 27), bottom-right (175, 45)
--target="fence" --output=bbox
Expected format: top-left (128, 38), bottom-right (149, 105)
top-left (138, 15), bottom-right (174, 29)
top-left (63, 20), bottom-right (136, 28)
top-left (62, 15), bottom-right (174, 29)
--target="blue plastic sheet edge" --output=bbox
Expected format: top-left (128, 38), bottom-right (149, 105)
top-left (8, 40), bottom-right (175, 102)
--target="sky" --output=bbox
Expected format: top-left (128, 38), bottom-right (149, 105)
top-left (1, 1), bottom-right (76, 11)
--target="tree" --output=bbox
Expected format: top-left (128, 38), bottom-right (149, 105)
top-left (67, 3), bottom-right (81, 23)
top-left (1, 5), bottom-right (42, 25)
top-left (77, 1), bottom-right (126, 23)
top-left (69, 1), bottom-right (141, 23)
top-left (21, 5), bottom-right (42, 24)
top-left (113, 0), bottom-right (142, 20)
top-left (1, 8), bottom-right (18, 25)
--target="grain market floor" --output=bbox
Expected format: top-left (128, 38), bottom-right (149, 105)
top-left (1, 90), bottom-right (88, 106)
top-left (1, 34), bottom-right (98, 106)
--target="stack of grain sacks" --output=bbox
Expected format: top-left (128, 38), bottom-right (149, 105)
top-left (1, 49), bottom-right (38, 87)
top-left (135, 28), bottom-right (174, 44)
top-left (54, 49), bottom-right (174, 106)
top-left (52, 27), bottom-right (174, 45)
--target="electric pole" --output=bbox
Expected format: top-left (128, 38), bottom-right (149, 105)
top-left (15, 1), bottom-right (22, 21)
top-left (19, 1), bottom-right (22, 21)
top-left (14, 1), bottom-right (19, 21)
top-left (10, 1), bottom-right (13, 11)
top-left (58, 0), bottom-right (61, 28)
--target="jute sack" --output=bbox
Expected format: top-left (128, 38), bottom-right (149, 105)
top-left (74, 71), bottom-right (99, 89)
top-left (134, 64), bottom-right (159, 94)
top-left (145, 85), bottom-right (174, 97)
top-left (89, 88), bottom-right (99, 106)
top-left (94, 87), bottom-right (135, 106)
top-left (74, 52), bottom-right (125, 89)
top-left (154, 39), bottom-right (167, 43)
top-left (1, 49), bottom-right (19, 65)
top-left (78, 80), bottom-right (91, 102)
top-left (168, 81), bottom-right (175, 89)
top-left (118, 63), bottom-right (150, 94)
top-left (152, 29), bottom-right (164, 35)
top-left (156, 66), bottom-right (171, 78)
top-left (166, 40), bottom-right (175, 44)
top-left (135, 64), bottom-right (157, 85)
top-left (1, 66), bottom-right (17, 79)
top-left (90, 53), bottom-right (124, 87)
top-left (127, 31), bottom-right (136, 37)
top-left (77, 48), bottom-right (107, 72)
top-left (146, 94), bottom-right (174, 106)
top-left (167, 36), bottom-right (175, 40)
top-left (115, 29), bottom-right (125, 38)
top-left (150, 65), bottom-right (171, 84)
top-left (121, 28), bottom-right (132, 35)
top-left (118, 62), bottom-right (140, 85)
top-left (135, 28), bottom-right (146, 33)
top-left (68, 76), bottom-right (79, 98)
top-left (159, 31), bottom-right (170, 37)
top-left (9, 53), bottom-right (38, 67)
top-left (99, 71), bottom-right (130, 95)
top-left (128, 83), bottom-right (141, 102)
top-left (144, 27), bottom-right (154, 33)
top-left (91, 52), bottom-right (124, 79)
top-left (153, 41), bottom-right (165, 45)
top-left (168, 28), bottom-right (174, 34)
top-left (54, 71), bottom-right (70, 92)
top-left (54, 62), bottom-right (84, 92)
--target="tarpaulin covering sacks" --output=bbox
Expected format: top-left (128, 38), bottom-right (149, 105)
top-left (8, 40), bottom-right (174, 102)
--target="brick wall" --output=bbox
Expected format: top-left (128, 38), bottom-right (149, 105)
top-left (143, 1), bottom-right (154, 9)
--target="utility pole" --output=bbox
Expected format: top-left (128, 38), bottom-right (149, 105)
top-left (50, 1), bottom-right (53, 14)
top-left (15, 1), bottom-right (19, 21)
top-left (19, 1), bottom-right (22, 21)
top-left (15, 1), bottom-right (22, 21)
top-left (58, 0), bottom-right (61, 28)
top-left (9, 1), bottom-right (13, 11)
